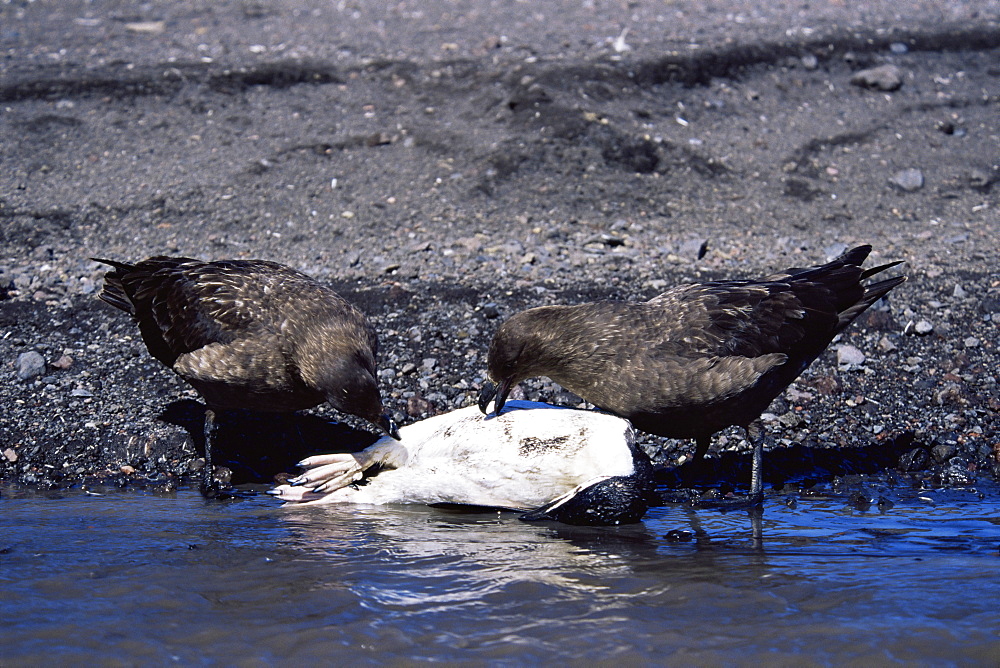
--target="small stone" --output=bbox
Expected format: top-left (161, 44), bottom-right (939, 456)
top-left (877, 336), bottom-right (898, 353)
top-left (17, 351), bottom-right (46, 381)
top-left (120, 465), bottom-right (136, 475)
top-left (400, 362), bottom-right (417, 375)
top-left (889, 168), bottom-right (924, 192)
top-left (800, 53), bottom-right (818, 70)
top-left (406, 394), bottom-right (434, 417)
top-left (952, 284), bottom-right (967, 299)
top-left (931, 443), bottom-right (957, 464)
top-left (889, 42), bottom-right (909, 54)
top-left (811, 375), bottom-right (840, 395)
top-left (420, 357), bottom-right (438, 371)
top-left (940, 458), bottom-right (975, 486)
top-left (51, 354), bottom-right (74, 370)
top-left (424, 391), bottom-right (449, 406)
top-left (785, 386), bottom-right (814, 404)
top-left (482, 303), bottom-right (501, 319)
top-left (968, 168), bottom-right (993, 190)
top-left (936, 120), bottom-right (957, 135)
top-left (861, 309), bottom-right (897, 331)
top-left (2, 448), bottom-right (16, 463)
top-left (979, 296), bottom-right (1000, 315)
top-left (850, 64), bottom-right (903, 91)
top-left (848, 491), bottom-right (871, 511)
top-left (913, 320), bottom-right (934, 336)
top-left (124, 20), bottom-right (166, 34)
top-left (777, 411), bottom-right (804, 429)
top-left (964, 337), bottom-right (980, 348)
top-left (837, 344), bottom-right (866, 368)
top-left (898, 447), bottom-right (929, 472)
top-left (664, 529), bottom-right (694, 542)
top-left (935, 383), bottom-right (962, 406)
top-left (388, 283), bottom-right (414, 300)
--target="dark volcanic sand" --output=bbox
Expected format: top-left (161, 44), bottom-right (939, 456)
top-left (1, 1), bottom-right (998, 497)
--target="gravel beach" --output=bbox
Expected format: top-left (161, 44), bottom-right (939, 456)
top-left (2, 0), bottom-right (998, 495)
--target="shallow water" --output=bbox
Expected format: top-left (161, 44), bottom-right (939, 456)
top-left (3, 482), bottom-right (999, 665)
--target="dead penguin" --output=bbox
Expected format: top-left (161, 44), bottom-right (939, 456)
top-left (94, 256), bottom-right (399, 496)
top-left (271, 400), bottom-right (653, 526)
top-left (478, 245), bottom-right (906, 504)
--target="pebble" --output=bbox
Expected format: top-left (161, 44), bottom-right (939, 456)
top-left (978, 296), bottom-right (1000, 315)
top-left (836, 344), bottom-right (866, 369)
top-left (51, 354), bottom-right (74, 370)
top-left (124, 21), bottom-right (166, 34)
top-left (2, 448), bottom-right (16, 463)
top-left (406, 394), bottom-right (434, 417)
top-left (811, 375), bottom-right (840, 395)
top-left (777, 411), bottom-right (805, 429)
top-left (850, 64), bottom-right (903, 91)
top-left (912, 320), bottom-right (934, 336)
top-left (964, 337), bottom-right (980, 348)
top-left (17, 351), bottom-right (46, 381)
top-left (968, 168), bottom-right (993, 190)
top-left (424, 391), bottom-right (448, 406)
top-left (800, 53), bottom-right (818, 70)
top-left (847, 491), bottom-right (871, 511)
top-left (897, 447), bottom-right (929, 472)
top-left (931, 443), bottom-right (958, 464)
top-left (888, 168), bottom-right (924, 192)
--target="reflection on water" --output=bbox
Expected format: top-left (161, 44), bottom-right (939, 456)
top-left (2, 482), bottom-right (999, 664)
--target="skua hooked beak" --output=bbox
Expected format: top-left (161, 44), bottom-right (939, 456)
top-left (478, 378), bottom-right (512, 416)
top-left (492, 378), bottom-right (513, 415)
top-left (477, 381), bottom-right (497, 414)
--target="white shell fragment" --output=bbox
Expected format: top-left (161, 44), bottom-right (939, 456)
top-left (271, 400), bottom-right (642, 514)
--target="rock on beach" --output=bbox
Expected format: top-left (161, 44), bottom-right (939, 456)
top-left (850, 64), bottom-right (904, 91)
top-left (16, 351), bottom-right (46, 381)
